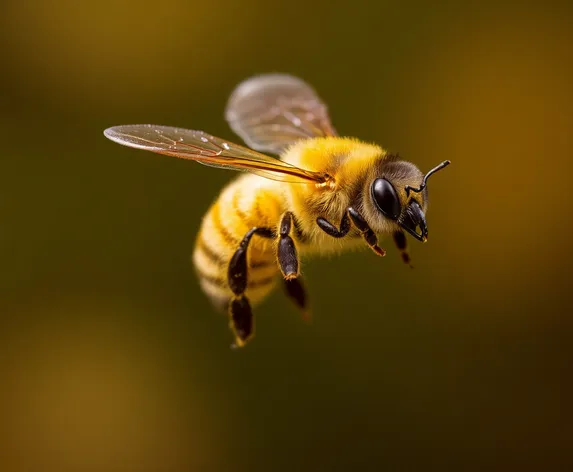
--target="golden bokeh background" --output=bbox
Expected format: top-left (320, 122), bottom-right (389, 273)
top-left (1, 0), bottom-right (572, 470)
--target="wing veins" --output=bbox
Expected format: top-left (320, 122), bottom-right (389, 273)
top-left (105, 124), bottom-right (330, 184)
top-left (225, 74), bottom-right (337, 153)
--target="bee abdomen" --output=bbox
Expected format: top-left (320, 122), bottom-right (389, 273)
top-left (192, 183), bottom-right (282, 310)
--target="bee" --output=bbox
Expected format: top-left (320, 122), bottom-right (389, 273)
top-left (104, 74), bottom-right (450, 348)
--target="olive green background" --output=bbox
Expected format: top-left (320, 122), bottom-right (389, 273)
top-left (1, 0), bottom-right (572, 470)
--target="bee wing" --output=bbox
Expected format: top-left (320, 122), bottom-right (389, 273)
top-left (225, 74), bottom-right (337, 155)
top-left (104, 124), bottom-right (327, 183)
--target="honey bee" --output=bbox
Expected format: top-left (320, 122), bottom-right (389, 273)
top-left (104, 74), bottom-right (450, 348)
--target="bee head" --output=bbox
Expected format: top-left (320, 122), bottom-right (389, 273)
top-left (369, 159), bottom-right (450, 241)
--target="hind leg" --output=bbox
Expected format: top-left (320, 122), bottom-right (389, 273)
top-left (283, 277), bottom-right (311, 322)
top-left (227, 227), bottom-right (274, 348)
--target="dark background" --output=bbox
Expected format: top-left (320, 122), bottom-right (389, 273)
top-left (1, 0), bottom-right (572, 470)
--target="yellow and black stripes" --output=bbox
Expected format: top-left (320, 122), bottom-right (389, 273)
top-left (192, 177), bottom-right (284, 310)
top-left (195, 266), bottom-right (277, 292)
top-left (232, 190), bottom-right (253, 227)
top-left (211, 201), bottom-right (241, 248)
top-left (196, 236), bottom-right (226, 268)
top-left (192, 175), bottom-right (319, 345)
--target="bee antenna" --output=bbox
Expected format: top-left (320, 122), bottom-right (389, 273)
top-left (405, 160), bottom-right (451, 196)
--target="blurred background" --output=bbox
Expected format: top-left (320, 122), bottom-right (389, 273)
top-left (1, 0), bottom-right (572, 470)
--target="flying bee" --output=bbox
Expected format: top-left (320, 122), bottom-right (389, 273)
top-left (104, 74), bottom-right (450, 348)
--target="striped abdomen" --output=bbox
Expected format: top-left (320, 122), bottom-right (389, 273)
top-left (192, 175), bottom-right (286, 310)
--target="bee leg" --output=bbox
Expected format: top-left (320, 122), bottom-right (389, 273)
top-left (347, 207), bottom-right (386, 256)
top-left (317, 208), bottom-right (385, 256)
top-left (283, 277), bottom-right (311, 322)
top-left (227, 227), bottom-right (274, 348)
top-left (278, 213), bottom-right (310, 320)
top-left (278, 212), bottom-right (300, 280)
top-left (316, 211), bottom-right (351, 237)
top-left (393, 230), bottom-right (413, 268)
top-left (228, 297), bottom-right (253, 349)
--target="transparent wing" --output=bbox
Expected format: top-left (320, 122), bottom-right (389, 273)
top-left (103, 124), bottom-right (328, 183)
top-left (225, 74), bottom-right (337, 155)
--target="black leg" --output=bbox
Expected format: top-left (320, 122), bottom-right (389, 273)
top-left (317, 207), bottom-right (385, 256)
top-left (316, 212), bottom-right (351, 237)
top-left (229, 297), bottom-right (253, 348)
top-left (283, 277), bottom-right (311, 321)
top-left (227, 227), bottom-right (274, 348)
top-left (278, 213), bottom-right (310, 320)
top-left (393, 230), bottom-right (413, 268)
top-left (278, 212), bottom-right (300, 280)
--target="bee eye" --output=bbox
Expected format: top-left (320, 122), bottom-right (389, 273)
top-left (371, 178), bottom-right (401, 220)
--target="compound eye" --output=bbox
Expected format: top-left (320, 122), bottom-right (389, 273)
top-left (371, 178), bottom-right (401, 220)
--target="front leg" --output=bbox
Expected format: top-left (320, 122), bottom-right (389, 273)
top-left (347, 207), bottom-right (386, 256)
top-left (316, 211), bottom-right (351, 238)
top-left (316, 207), bottom-right (386, 256)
